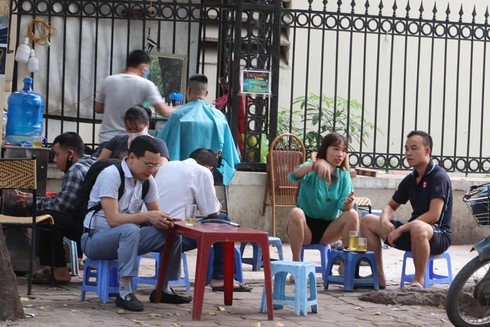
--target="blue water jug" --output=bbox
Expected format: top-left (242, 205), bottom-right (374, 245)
top-left (5, 77), bottom-right (45, 145)
top-left (169, 92), bottom-right (183, 106)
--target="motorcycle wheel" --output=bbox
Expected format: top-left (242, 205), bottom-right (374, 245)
top-left (446, 256), bottom-right (490, 327)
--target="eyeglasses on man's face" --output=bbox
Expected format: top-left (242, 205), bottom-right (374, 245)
top-left (141, 160), bottom-right (161, 170)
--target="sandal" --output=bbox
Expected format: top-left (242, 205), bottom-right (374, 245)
top-left (211, 281), bottom-right (253, 292)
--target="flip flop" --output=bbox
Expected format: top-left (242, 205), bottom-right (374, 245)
top-left (211, 282), bottom-right (253, 292)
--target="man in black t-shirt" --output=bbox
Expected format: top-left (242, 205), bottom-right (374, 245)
top-left (360, 130), bottom-right (452, 289)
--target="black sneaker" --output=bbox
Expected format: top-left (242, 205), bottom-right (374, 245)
top-left (149, 289), bottom-right (192, 304)
top-left (115, 293), bottom-right (144, 311)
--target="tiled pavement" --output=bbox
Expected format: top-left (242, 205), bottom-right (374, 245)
top-left (4, 244), bottom-right (476, 327)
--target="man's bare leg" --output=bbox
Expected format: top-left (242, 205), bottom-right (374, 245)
top-left (409, 221), bottom-right (433, 287)
top-left (360, 214), bottom-right (386, 288)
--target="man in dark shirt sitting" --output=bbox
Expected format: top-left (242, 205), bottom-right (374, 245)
top-left (360, 130), bottom-right (452, 289)
top-left (16, 132), bottom-right (96, 284)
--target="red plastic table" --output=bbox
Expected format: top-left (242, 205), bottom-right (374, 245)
top-left (153, 221), bottom-right (274, 320)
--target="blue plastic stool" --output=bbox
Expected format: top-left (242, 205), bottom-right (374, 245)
top-left (260, 260), bottom-right (318, 316)
top-left (361, 209), bottom-right (382, 218)
top-left (135, 252), bottom-right (190, 291)
top-left (206, 245), bottom-right (244, 284)
top-left (81, 258), bottom-right (128, 303)
top-left (300, 244), bottom-right (331, 285)
top-left (240, 236), bottom-right (284, 271)
top-left (400, 251), bottom-right (453, 288)
top-left (324, 249), bottom-right (379, 291)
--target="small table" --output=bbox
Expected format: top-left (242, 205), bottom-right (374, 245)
top-left (153, 221), bottom-right (274, 320)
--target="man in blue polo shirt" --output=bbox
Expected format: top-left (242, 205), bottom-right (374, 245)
top-left (360, 130), bottom-right (452, 289)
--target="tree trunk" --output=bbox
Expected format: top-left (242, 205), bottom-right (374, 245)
top-left (0, 227), bottom-right (25, 321)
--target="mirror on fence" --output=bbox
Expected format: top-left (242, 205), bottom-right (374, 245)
top-left (149, 53), bottom-right (187, 105)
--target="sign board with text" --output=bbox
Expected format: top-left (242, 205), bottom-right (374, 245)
top-left (240, 70), bottom-right (271, 95)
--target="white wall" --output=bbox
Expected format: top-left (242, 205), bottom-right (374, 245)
top-left (280, 0), bottom-right (490, 166)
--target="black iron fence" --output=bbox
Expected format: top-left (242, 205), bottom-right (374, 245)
top-left (8, 0), bottom-right (490, 175)
top-left (270, 0), bottom-right (490, 175)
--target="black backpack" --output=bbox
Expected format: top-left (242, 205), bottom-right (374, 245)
top-left (71, 158), bottom-right (150, 224)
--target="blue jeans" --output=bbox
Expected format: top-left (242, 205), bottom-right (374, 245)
top-left (182, 213), bottom-right (230, 280)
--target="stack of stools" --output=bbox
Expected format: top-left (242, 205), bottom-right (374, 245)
top-left (300, 244), bottom-right (331, 287)
top-left (324, 249), bottom-right (379, 291)
top-left (135, 252), bottom-right (191, 291)
top-left (81, 258), bottom-right (133, 303)
top-left (240, 236), bottom-right (284, 271)
top-left (400, 251), bottom-right (453, 288)
top-left (260, 260), bottom-right (318, 316)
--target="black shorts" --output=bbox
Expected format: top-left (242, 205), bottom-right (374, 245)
top-left (306, 217), bottom-right (333, 244)
top-left (386, 220), bottom-right (452, 255)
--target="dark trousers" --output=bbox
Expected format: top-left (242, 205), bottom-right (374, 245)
top-left (37, 210), bottom-right (83, 267)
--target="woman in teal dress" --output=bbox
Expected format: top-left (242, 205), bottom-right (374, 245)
top-left (287, 132), bottom-right (359, 263)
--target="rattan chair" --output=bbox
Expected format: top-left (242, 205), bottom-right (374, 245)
top-left (262, 133), bottom-right (306, 236)
top-left (0, 157), bottom-right (54, 295)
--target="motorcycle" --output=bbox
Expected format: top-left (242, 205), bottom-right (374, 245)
top-left (446, 182), bottom-right (490, 327)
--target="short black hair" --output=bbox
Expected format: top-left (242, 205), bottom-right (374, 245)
top-left (126, 50), bottom-right (150, 68)
top-left (187, 74), bottom-right (208, 96)
top-left (189, 148), bottom-right (218, 168)
top-left (124, 105), bottom-right (150, 125)
top-left (129, 135), bottom-right (160, 157)
top-left (407, 130), bottom-right (433, 152)
top-left (189, 74), bottom-right (208, 84)
top-left (53, 132), bottom-right (85, 156)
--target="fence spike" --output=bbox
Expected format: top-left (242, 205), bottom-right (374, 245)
top-left (432, 2), bottom-right (437, 19)
top-left (364, 0), bottom-right (370, 13)
top-left (485, 7), bottom-right (489, 23)
top-left (445, 3), bottom-right (451, 21)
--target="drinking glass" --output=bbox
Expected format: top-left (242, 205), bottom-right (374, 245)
top-left (357, 237), bottom-right (367, 251)
top-left (348, 231), bottom-right (358, 250)
top-left (184, 204), bottom-right (197, 226)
